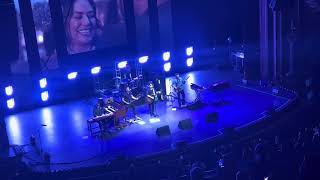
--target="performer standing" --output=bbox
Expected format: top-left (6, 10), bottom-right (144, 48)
top-left (146, 81), bottom-right (158, 117)
top-left (172, 73), bottom-right (187, 108)
top-left (122, 86), bottom-right (139, 119)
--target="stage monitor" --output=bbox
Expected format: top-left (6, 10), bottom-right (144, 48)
top-left (60, 0), bottom-right (127, 55)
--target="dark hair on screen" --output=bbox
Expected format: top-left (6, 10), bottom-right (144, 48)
top-left (61, 0), bottom-right (100, 43)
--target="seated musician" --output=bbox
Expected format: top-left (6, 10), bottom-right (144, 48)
top-left (146, 81), bottom-right (158, 117)
top-left (122, 86), bottom-right (139, 120)
top-left (92, 98), bottom-right (110, 132)
top-left (172, 73), bottom-right (186, 108)
top-left (93, 98), bottom-right (106, 117)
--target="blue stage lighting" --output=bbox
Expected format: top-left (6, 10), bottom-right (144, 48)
top-left (163, 62), bottom-right (171, 72)
top-left (41, 91), bottom-right (49, 102)
top-left (162, 51), bottom-right (170, 61)
top-left (7, 98), bottom-right (15, 109)
top-left (186, 57), bottom-right (194, 67)
top-left (138, 56), bottom-right (149, 64)
top-left (91, 66), bottom-right (101, 75)
top-left (67, 72), bottom-right (78, 80)
top-left (186, 46), bottom-right (193, 56)
top-left (39, 78), bottom-right (47, 89)
top-left (5, 86), bottom-right (13, 96)
top-left (117, 61), bottom-right (127, 69)
top-left (149, 117), bottom-right (161, 123)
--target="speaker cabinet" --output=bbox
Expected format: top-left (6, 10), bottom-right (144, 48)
top-left (156, 125), bottom-right (171, 137)
top-left (178, 118), bottom-right (193, 130)
top-left (206, 112), bottom-right (219, 123)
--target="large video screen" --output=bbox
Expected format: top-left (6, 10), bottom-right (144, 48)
top-left (134, 0), bottom-right (151, 53)
top-left (60, 0), bottom-right (127, 55)
top-left (31, 0), bottom-right (59, 71)
top-left (10, 0), bottom-right (29, 74)
top-left (158, 0), bottom-right (173, 50)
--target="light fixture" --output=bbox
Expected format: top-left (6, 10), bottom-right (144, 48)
top-left (163, 62), bottom-right (171, 72)
top-left (162, 51), bottom-right (170, 61)
top-left (5, 86), bottom-right (13, 96)
top-left (117, 61), bottom-right (127, 69)
top-left (39, 78), bottom-right (47, 89)
top-left (91, 66), bottom-right (101, 75)
top-left (67, 72), bottom-right (78, 80)
top-left (7, 98), bottom-right (15, 109)
top-left (41, 91), bottom-right (49, 102)
top-left (186, 57), bottom-right (194, 67)
top-left (186, 46), bottom-right (193, 56)
top-left (138, 56), bottom-right (149, 64)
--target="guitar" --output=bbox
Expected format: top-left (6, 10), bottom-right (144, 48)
top-left (122, 91), bottom-right (143, 106)
top-left (173, 76), bottom-right (190, 93)
top-left (146, 94), bottom-right (158, 104)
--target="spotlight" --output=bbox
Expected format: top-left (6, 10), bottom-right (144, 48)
top-left (91, 66), bottom-right (101, 75)
top-left (163, 62), bottom-right (171, 72)
top-left (186, 46), bottom-right (193, 56)
top-left (149, 117), bottom-right (161, 123)
top-left (39, 78), bottom-right (47, 89)
top-left (162, 51), bottom-right (170, 61)
top-left (186, 57), bottom-right (194, 67)
top-left (138, 56), bottom-right (149, 64)
top-left (5, 86), bottom-right (13, 96)
top-left (37, 34), bottom-right (44, 44)
top-left (67, 72), bottom-right (78, 80)
top-left (7, 98), bottom-right (15, 109)
top-left (41, 91), bottom-right (49, 102)
top-left (36, 30), bottom-right (44, 44)
top-left (117, 61), bottom-right (127, 69)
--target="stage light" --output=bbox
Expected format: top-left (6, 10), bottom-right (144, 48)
top-left (149, 117), bottom-right (161, 123)
top-left (138, 56), bottom-right (149, 64)
top-left (39, 78), bottom-right (47, 89)
top-left (7, 98), bottom-right (15, 109)
top-left (67, 72), bottom-right (78, 80)
top-left (137, 121), bottom-right (146, 125)
top-left (91, 66), bottom-right (101, 75)
top-left (162, 51), bottom-right (170, 61)
top-left (117, 61), bottom-right (127, 69)
top-left (186, 46), bottom-right (193, 56)
top-left (186, 57), bottom-right (194, 67)
top-left (5, 86), bottom-right (13, 96)
top-left (37, 34), bottom-right (44, 44)
top-left (163, 62), bottom-right (171, 72)
top-left (41, 91), bottom-right (49, 102)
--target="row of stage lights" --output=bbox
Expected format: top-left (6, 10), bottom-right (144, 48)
top-left (3, 46), bottom-right (194, 110)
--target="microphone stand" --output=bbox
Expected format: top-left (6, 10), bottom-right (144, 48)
top-left (36, 124), bottom-right (47, 155)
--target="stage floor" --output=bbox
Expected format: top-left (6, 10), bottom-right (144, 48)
top-left (5, 70), bottom-right (290, 171)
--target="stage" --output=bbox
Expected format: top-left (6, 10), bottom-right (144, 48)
top-left (5, 69), bottom-right (291, 172)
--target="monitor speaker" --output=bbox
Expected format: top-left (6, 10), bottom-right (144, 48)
top-left (206, 112), bottom-right (219, 123)
top-left (156, 125), bottom-right (171, 137)
top-left (178, 118), bottom-right (193, 130)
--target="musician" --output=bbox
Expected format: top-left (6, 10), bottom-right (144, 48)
top-left (92, 98), bottom-right (109, 132)
top-left (172, 73), bottom-right (186, 108)
top-left (93, 98), bottom-right (106, 117)
top-left (146, 81), bottom-right (158, 117)
top-left (122, 86), bottom-right (139, 118)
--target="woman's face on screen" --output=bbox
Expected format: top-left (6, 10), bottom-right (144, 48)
top-left (69, 0), bottom-right (97, 47)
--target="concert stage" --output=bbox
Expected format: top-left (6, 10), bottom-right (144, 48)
top-left (5, 70), bottom-right (292, 172)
